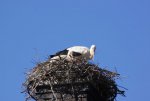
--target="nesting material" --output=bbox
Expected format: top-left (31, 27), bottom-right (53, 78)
top-left (23, 58), bottom-right (125, 101)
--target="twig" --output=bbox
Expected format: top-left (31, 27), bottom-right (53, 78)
top-left (48, 78), bottom-right (58, 101)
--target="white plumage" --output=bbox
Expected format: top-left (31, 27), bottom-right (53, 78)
top-left (50, 45), bottom-right (96, 62)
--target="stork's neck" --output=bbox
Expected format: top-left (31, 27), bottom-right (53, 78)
top-left (90, 49), bottom-right (95, 59)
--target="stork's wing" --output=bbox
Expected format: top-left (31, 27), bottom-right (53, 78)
top-left (50, 49), bottom-right (68, 58)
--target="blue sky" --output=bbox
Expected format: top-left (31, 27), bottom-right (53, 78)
top-left (0, 0), bottom-right (150, 101)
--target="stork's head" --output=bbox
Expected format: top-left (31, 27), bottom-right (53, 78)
top-left (90, 45), bottom-right (96, 60)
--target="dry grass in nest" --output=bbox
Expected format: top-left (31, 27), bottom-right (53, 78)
top-left (22, 58), bottom-right (125, 101)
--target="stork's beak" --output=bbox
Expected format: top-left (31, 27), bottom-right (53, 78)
top-left (92, 56), bottom-right (94, 61)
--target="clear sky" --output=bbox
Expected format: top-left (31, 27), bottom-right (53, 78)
top-left (0, 0), bottom-right (150, 101)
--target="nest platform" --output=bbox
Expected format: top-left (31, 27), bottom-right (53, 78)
top-left (23, 58), bottom-right (124, 101)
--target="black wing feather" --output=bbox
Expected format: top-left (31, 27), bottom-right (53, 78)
top-left (50, 49), bottom-right (68, 58)
top-left (72, 52), bottom-right (82, 57)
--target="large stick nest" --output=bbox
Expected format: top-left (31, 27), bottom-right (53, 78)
top-left (23, 58), bottom-right (125, 101)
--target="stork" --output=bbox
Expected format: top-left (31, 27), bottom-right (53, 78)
top-left (49, 45), bottom-right (96, 62)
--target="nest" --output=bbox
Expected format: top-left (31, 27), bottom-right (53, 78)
top-left (23, 58), bottom-right (125, 101)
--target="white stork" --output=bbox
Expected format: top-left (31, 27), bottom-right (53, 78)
top-left (49, 45), bottom-right (96, 62)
